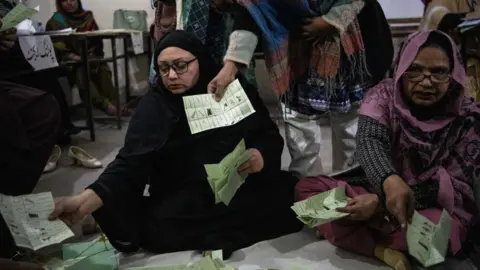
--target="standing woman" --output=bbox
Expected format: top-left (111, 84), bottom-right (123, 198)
top-left (150, 0), bottom-right (260, 99)
top-left (46, 0), bottom-right (119, 116)
top-left (236, 0), bottom-right (393, 177)
top-left (420, 0), bottom-right (480, 101)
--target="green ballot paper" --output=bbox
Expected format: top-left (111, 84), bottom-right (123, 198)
top-left (124, 256), bottom-right (231, 270)
top-left (43, 257), bottom-right (87, 270)
top-left (407, 210), bottom-right (451, 268)
top-left (0, 3), bottom-right (38, 32)
top-left (291, 186), bottom-right (350, 227)
top-left (62, 236), bottom-right (117, 270)
top-left (204, 139), bottom-right (251, 206)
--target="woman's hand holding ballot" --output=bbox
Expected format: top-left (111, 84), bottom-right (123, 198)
top-left (238, 148), bottom-right (264, 174)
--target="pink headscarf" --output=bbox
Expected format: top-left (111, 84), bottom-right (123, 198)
top-left (360, 30), bottom-right (480, 253)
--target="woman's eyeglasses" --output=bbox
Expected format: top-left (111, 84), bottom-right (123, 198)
top-left (404, 71), bottom-right (451, 84)
top-left (158, 58), bottom-right (197, 77)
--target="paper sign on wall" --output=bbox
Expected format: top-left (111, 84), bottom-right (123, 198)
top-left (130, 31), bottom-right (144, 55)
top-left (19, 35), bottom-right (59, 71)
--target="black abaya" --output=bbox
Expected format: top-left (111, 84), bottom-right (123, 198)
top-left (89, 31), bottom-right (302, 256)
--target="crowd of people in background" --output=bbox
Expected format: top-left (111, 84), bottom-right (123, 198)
top-left (0, 0), bottom-right (479, 269)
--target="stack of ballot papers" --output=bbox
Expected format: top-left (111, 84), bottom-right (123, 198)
top-left (44, 235), bottom-right (117, 270)
top-left (183, 79), bottom-right (256, 134)
top-left (204, 139), bottom-right (251, 206)
top-left (291, 186), bottom-right (350, 227)
top-left (407, 210), bottom-right (452, 268)
top-left (0, 192), bottom-right (74, 251)
top-left (0, 3), bottom-right (38, 33)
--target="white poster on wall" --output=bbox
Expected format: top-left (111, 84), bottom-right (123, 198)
top-left (19, 35), bottom-right (58, 71)
top-left (130, 31), bottom-right (144, 55)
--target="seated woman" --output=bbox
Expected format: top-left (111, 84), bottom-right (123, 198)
top-left (49, 30), bottom-right (303, 258)
top-left (46, 0), bottom-right (122, 116)
top-left (296, 30), bottom-right (479, 270)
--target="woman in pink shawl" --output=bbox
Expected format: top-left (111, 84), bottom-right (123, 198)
top-left (296, 30), bottom-right (479, 270)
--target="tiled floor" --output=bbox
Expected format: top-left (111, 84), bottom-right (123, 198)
top-left (34, 108), bottom-right (386, 270)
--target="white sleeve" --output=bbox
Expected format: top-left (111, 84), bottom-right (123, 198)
top-left (224, 30), bottom-right (258, 66)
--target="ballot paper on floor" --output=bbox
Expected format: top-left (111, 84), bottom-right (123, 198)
top-left (0, 3), bottom-right (38, 32)
top-left (123, 256), bottom-right (233, 270)
top-left (204, 139), bottom-right (251, 206)
top-left (291, 186), bottom-right (350, 227)
top-left (62, 236), bottom-right (117, 270)
top-left (183, 79), bottom-right (256, 134)
top-left (43, 256), bottom-right (87, 270)
top-left (0, 192), bottom-right (74, 251)
top-left (407, 210), bottom-right (451, 268)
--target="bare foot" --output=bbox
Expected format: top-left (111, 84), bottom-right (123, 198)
top-left (374, 245), bottom-right (411, 270)
top-left (105, 104), bottom-right (117, 116)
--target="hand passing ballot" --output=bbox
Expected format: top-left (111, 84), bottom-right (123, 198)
top-left (238, 148), bottom-right (264, 174)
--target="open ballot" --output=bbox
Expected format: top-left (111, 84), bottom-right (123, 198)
top-left (407, 210), bottom-right (452, 268)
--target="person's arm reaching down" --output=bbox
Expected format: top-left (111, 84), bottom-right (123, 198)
top-left (49, 91), bottom-right (173, 225)
top-left (356, 115), bottom-right (439, 209)
top-left (224, 3), bottom-right (260, 67)
top-left (208, 3), bottom-right (260, 101)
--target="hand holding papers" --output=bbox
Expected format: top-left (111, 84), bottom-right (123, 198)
top-left (204, 139), bottom-right (251, 206)
top-left (183, 79), bottom-right (256, 134)
top-left (0, 192), bottom-right (74, 251)
top-left (0, 3), bottom-right (38, 32)
top-left (407, 210), bottom-right (452, 268)
top-left (291, 186), bottom-right (350, 227)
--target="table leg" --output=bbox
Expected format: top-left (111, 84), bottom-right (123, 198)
top-left (81, 39), bottom-right (96, 141)
top-left (148, 35), bottom-right (153, 71)
top-left (123, 37), bottom-right (131, 103)
top-left (111, 37), bottom-right (122, 130)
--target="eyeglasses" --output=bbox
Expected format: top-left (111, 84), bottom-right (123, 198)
top-left (158, 58), bottom-right (197, 77)
top-left (403, 71), bottom-right (451, 84)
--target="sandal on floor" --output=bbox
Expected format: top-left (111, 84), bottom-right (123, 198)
top-left (43, 145), bottom-right (62, 173)
top-left (68, 146), bottom-right (102, 169)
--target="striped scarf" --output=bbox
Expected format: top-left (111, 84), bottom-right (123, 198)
top-left (184, 0), bottom-right (228, 64)
top-left (237, 0), bottom-right (368, 97)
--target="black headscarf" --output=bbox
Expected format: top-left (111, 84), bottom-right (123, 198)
top-left (153, 30), bottom-right (221, 101)
top-left (122, 30), bottom-right (222, 156)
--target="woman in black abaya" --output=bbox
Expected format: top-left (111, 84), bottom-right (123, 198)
top-left (49, 30), bottom-right (302, 258)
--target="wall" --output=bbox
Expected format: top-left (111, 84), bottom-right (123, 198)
top-left (29, 0), bottom-right (425, 25)
top-left (378, 0), bottom-right (424, 18)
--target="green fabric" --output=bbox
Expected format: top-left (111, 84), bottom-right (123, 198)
top-left (113, 9), bottom-right (148, 31)
top-left (74, 63), bottom-right (116, 110)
